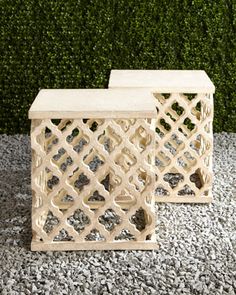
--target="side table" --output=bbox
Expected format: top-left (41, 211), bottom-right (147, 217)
top-left (29, 89), bottom-right (158, 251)
top-left (109, 70), bottom-right (215, 203)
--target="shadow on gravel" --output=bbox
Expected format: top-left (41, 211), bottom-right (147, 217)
top-left (0, 170), bottom-right (32, 250)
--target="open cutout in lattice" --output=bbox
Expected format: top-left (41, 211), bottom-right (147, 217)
top-left (31, 118), bottom-right (157, 251)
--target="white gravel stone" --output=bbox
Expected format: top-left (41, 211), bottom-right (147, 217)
top-left (0, 133), bottom-right (235, 294)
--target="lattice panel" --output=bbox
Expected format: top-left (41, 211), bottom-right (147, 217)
top-left (31, 118), bottom-right (157, 251)
top-left (153, 93), bottom-right (213, 203)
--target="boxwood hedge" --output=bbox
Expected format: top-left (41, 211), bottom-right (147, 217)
top-left (1, 0), bottom-right (235, 133)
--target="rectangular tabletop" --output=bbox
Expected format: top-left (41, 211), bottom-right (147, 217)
top-left (28, 89), bottom-right (156, 119)
top-left (109, 70), bottom-right (215, 93)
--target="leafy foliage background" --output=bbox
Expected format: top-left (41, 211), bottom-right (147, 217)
top-left (1, 0), bottom-right (235, 134)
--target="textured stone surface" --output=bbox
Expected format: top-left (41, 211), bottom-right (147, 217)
top-left (0, 133), bottom-right (236, 294)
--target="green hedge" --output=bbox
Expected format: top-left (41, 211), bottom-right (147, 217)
top-left (1, 0), bottom-right (235, 134)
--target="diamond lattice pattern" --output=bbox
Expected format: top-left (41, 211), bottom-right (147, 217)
top-left (153, 93), bottom-right (213, 202)
top-left (31, 118), bottom-right (156, 248)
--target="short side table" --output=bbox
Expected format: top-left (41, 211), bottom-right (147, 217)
top-left (109, 70), bottom-right (215, 203)
top-left (29, 89), bottom-right (158, 251)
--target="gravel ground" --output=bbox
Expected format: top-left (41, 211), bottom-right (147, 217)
top-left (0, 133), bottom-right (235, 295)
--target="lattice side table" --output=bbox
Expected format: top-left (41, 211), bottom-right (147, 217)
top-left (109, 70), bottom-right (215, 203)
top-left (29, 89), bottom-right (158, 251)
